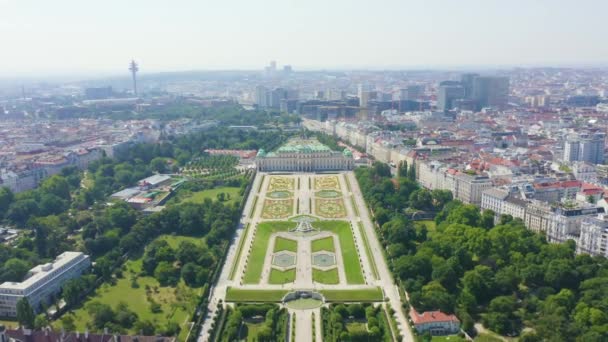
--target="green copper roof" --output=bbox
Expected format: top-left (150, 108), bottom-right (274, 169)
top-left (274, 139), bottom-right (332, 154)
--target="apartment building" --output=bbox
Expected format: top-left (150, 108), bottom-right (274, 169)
top-left (481, 187), bottom-right (527, 220)
top-left (578, 214), bottom-right (608, 257)
top-left (0, 252), bottom-right (91, 317)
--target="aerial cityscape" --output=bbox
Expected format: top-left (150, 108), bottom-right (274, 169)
top-left (0, 1), bottom-right (607, 342)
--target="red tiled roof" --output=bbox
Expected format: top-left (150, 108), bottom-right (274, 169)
top-left (409, 308), bottom-right (460, 325)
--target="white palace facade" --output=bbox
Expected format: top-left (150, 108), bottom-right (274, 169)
top-left (256, 138), bottom-right (354, 172)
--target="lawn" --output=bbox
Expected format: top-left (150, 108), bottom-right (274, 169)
top-left (346, 322), bottom-right (367, 334)
top-left (320, 288), bottom-right (383, 302)
top-left (274, 237), bottom-right (298, 252)
top-left (55, 238), bottom-right (202, 341)
top-left (229, 223), bottom-right (251, 280)
top-left (416, 220), bottom-right (437, 232)
top-left (242, 322), bottom-right (266, 342)
top-left (243, 221), bottom-right (296, 284)
top-left (225, 287), bottom-right (288, 302)
top-left (432, 335), bottom-right (467, 342)
top-left (268, 268), bottom-right (296, 284)
top-left (313, 221), bottom-right (365, 284)
top-left (311, 236), bottom-right (335, 252)
top-left (357, 222), bottom-right (378, 280)
top-left (181, 186), bottom-right (241, 205)
top-left (313, 268), bottom-right (339, 284)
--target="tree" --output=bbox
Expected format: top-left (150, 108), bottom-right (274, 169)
top-left (61, 315), bottom-right (76, 331)
top-left (34, 314), bottom-right (49, 329)
top-left (398, 160), bottom-right (408, 178)
top-left (150, 157), bottom-right (167, 173)
top-left (0, 187), bottom-right (14, 215)
top-left (430, 189), bottom-right (452, 210)
top-left (480, 209), bottom-right (495, 229)
top-left (1, 259), bottom-right (31, 282)
top-left (134, 320), bottom-right (156, 335)
top-left (181, 263), bottom-right (200, 286)
top-left (407, 161), bottom-right (416, 181)
top-left (40, 175), bottom-right (71, 200)
top-left (16, 298), bottom-right (35, 328)
top-left (409, 189), bottom-right (433, 210)
top-left (154, 261), bottom-right (179, 286)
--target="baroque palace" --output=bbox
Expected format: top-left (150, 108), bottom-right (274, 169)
top-left (256, 138), bottom-right (354, 172)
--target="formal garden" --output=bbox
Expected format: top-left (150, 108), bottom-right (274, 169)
top-left (267, 176), bottom-right (295, 191)
top-left (314, 175), bottom-right (341, 190)
top-left (315, 198), bottom-right (347, 218)
top-left (261, 199), bottom-right (294, 219)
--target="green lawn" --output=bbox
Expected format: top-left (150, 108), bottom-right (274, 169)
top-left (416, 220), bottom-right (437, 232)
top-left (432, 335), bottom-right (467, 342)
top-left (243, 221), bottom-right (296, 284)
top-left (55, 236), bottom-right (203, 341)
top-left (474, 333), bottom-right (512, 342)
top-left (357, 222), bottom-right (379, 280)
top-left (181, 186), bottom-right (241, 205)
top-left (225, 287), bottom-right (288, 302)
top-left (158, 234), bottom-right (204, 248)
top-left (313, 221), bottom-right (365, 284)
top-left (320, 288), bottom-right (383, 302)
top-left (313, 268), bottom-right (339, 284)
top-left (346, 322), bottom-right (367, 334)
top-left (350, 196), bottom-right (360, 216)
top-left (268, 268), bottom-right (296, 284)
top-left (274, 237), bottom-right (298, 252)
top-left (311, 236), bottom-right (335, 252)
top-left (243, 322), bottom-right (266, 341)
top-left (229, 223), bottom-right (251, 280)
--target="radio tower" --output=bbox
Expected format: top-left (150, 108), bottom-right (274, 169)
top-left (129, 60), bottom-right (139, 96)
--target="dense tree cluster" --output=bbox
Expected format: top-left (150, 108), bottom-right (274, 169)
top-left (356, 163), bottom-right (608, 340)
top-left (141, 239), bottom-right (212, 287)
top-left (321, 303), bottom-right (392, 341)
top-left (220, 304), bottom-right (288, 342)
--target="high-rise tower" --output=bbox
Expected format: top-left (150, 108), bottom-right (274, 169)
top-left (129, 60), bottom-right (139, 96)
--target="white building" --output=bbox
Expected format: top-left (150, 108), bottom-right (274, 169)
top-left (572, 161), bottom-right (597, 182)
top-left (481, 187), bottom-right (527, 220)
top-left (578, 214), bottom-right (608, 257)
top-left (0, 252), bottom-right (91, 317)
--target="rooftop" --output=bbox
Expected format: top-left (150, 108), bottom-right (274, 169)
top-left (409, 308), bottom-right (460, 325)
top-left (0, 252), bottom-right (87, 291)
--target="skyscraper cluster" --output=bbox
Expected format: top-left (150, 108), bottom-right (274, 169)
top-left (437, 73), bottom-right (509, 111)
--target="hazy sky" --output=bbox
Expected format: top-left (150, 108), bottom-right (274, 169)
top-left (1, 0), bottom-right (607, 76)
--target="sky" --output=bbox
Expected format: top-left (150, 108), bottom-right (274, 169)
top-left (1, 0), bottom-right (607, 77)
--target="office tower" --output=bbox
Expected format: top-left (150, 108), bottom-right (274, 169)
top-left (358, 83), bottom-right (372, 108)
top-left (269, 88), bottom-right (288, 109)
top-left (283, 65), bottom-right (293, 73)
top-left (270, 60), bottom-right (277, 71)
top-left (255, 85), bottom-right (269, 108)
top-left (437, 83), bottom-right (465, 111)
top-left (460, 73), bottom-right (479, 99)
top-left (563, 135), bottom-right (580, 162)
top-left (128, 60), bottom-right (139, 96)
top-left (400, 85), bottom-right (424, 101)
top-left (580, 133), bottom-right (605, 164)
top-left (472, 76), bottom-right (509, 109)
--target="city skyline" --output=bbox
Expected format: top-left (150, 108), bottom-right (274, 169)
top-left (1, 0), bottom-right (608, 77)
